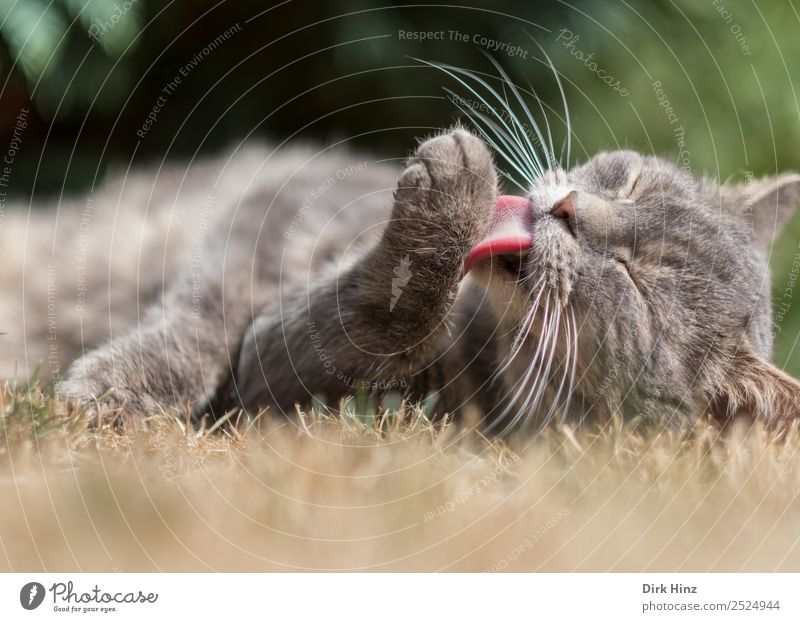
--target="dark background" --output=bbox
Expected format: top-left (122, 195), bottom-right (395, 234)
top-left (2, 0), bottom-right (800, 374)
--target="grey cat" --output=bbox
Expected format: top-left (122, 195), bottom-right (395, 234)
top-left (3, 123), bottom-right (800, 432)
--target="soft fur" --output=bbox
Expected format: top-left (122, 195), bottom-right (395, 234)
top-left (2, 128), bottom-right (800, 430)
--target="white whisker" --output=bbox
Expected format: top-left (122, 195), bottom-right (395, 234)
top-left (482, 54), bottom-right (554, 173)
top-left (528, 82), bottom-right (557, 170)
top-left (509, 300), bottom-right (561, 435)
top-left (497, 293), bottom-right (561, 437)
top-left (452, 100), bottom-right (539, 189)
top-left (536, 304), bottom-right (572, 429)
top-left (495, 276), bottom-right (546, 375)
top-left (415, 57), bottom-right (541, 179)
top-left (522, 301), bottom-right (561, 424)
top-left (417, 52), bottom-right (579, 435)
top-left (523, 32), bottom-right (572, 167)
top-left (486, 294), bottom-right (551, 435)
top-left (489, 276), bottom-right (545, 394)
top-left (498, 80), bottom-right (544, 179)
top-left (562, 309), bottom-right (579, 423)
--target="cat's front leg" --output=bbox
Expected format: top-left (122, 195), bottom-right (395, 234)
top-left (57, 273), bottom-right (258, 421)
top-left (236, 128), bottom-right (497, 412)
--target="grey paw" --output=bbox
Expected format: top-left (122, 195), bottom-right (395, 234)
top-left (392, 128), bottom-right (497, 248)
top-left (364, 128), bottom-right (497, 322)
top-left (57, 350), bottom-right (166, 420)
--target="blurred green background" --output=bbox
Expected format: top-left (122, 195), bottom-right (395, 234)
top-left (1, 0), bottom-right (800, 373)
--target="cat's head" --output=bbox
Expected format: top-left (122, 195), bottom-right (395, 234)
top-left (465, 149), bottom-right (800, 429)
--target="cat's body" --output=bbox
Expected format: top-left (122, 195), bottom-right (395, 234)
top-left (0, 142), bottom-right (405, 409)
top-left (3, 128), bottom-right (800, 430)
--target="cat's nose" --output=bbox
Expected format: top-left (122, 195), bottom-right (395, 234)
top-left (550, 191), bottom-right (576, 223)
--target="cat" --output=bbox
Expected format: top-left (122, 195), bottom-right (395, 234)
top-left (3, 124), bottom-right (800, 432)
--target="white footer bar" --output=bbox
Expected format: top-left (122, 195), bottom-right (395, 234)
top-left (1, 573), bottom-right (796, 620)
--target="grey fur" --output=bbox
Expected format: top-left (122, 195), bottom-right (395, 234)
top-left (3, 128), bottom-right (800, 430)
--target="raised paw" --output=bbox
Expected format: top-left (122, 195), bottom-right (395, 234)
top-left (389, 128), bottom-right (497, 255)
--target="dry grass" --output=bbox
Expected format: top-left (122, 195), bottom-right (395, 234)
top-left (1, 380), bottom-right (800, 572)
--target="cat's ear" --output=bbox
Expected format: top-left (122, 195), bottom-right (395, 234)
top-left (708, 174), bottom-right (800, 248)
top-left (710, 347), bottom-right (800, 423)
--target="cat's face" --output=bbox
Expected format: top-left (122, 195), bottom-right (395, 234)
top-left (467, 148), bottom-right (800, 428)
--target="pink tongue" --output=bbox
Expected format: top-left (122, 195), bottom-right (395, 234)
top-left (463, 195), bottom-right (532, 274)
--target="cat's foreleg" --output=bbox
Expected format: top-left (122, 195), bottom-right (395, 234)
top-left (235, 128), bottom-right (497, 413)
top-left (56, 259), bottom-right (260, 419)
